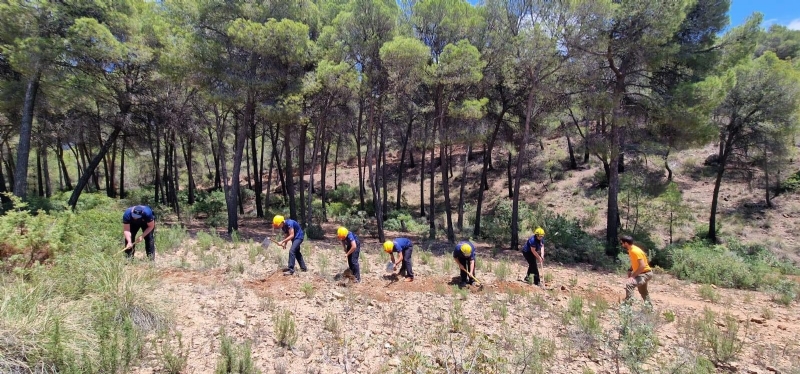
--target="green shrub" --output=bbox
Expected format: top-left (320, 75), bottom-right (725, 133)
top-left (779, 170), bottom-right (800, 193)
top-left (669, 239), bottom-right (795, 290)
top-left (273, 310), bottom-right (298, 348)
top-left (770, 279), bottom-right (799, 306)
top-left (326, 202), bottom-right (351, 218)
top-left (215, 330), bottom-right (259, 374)
top-left (192, 190), bottom-right (226, 218)
top-left (680, 309), bottom-right (746, 366)
top-left (305, 223), bottom-right (324, 240)
top-left (328, 184), bottom-right (358, 206)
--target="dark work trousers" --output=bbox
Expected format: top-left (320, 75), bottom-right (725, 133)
top-left (398, 247), bottom-right (414, 279)
top-left (287, 238), bottom-right (307, 272)
top-left (522, 250), bottom-right (540, 285)
top-left (124, 223), bottom-right (155, 261)
top-left (457, 257), bottom-right (475, 284)
top-left (347, 248), bottom-right (361, 282)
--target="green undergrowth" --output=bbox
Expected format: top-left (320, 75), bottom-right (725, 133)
top-left (0, 194), bottom-right (173, 373)
top-left (666, 238), bottom-right (800, 298)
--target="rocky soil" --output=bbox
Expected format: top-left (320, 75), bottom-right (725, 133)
top-left (127, 223), bottom-right (800, 374)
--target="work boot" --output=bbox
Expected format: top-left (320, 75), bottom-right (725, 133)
top-left (459, 282), bottom-right (467, 288)
top-left (283, 270), bottom-right (295, 276)
top-left (405, 277), bottom-right (413, 282)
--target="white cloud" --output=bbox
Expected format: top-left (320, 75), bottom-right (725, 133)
top-left (763, 18), bottom-right (778, 28)
top-left (788, 18), bottom-right (800, 30)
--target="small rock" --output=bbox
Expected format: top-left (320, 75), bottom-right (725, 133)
top-left (766, 365), bottom-right (780, 373)
top-left (332, 291), bottom-right (345, 299)
top-left (777, 324), bottom-right (787, 331)
top-left (388, 358), bottom-right (400, 367)
top-left (561, 285), bottom-right (569, 291)
top-left (750, 317), bottom-right (766, 324)
top-left (235, 319), bottom-right (246, 327)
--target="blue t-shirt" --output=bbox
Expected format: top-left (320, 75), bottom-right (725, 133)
top-left (522, 235), bottom-right (544, 253)
top-left (282, 219), bottom-right (304, 240)
top-left (342, 232), bottom-right (360, 252)
top-left (122, 205), bottom-right (155, 224)
top-left (392, 238), bottom-right (413, 252)
top-left (453, 241), bottom-right (476, 261)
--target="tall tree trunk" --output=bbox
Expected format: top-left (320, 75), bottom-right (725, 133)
top-left (258, 127), bottom-right (266, 212)
top-left (69, 144), bottom-right (81, 182)
top-left (227, 97), bottom-right (252, 233)
top-left (265, 128), bottom-right (276, 208)
top-left (0, 150), bottom-right (10, 204)
top-left (69, 127), bottom-right (122, 209)
top-left (298, 123), bottom-right (308, 226)
top-left (36, 149), bottom-right (44, 197)
top-left (172, 132), bottom-right (181, 217)
top-left (366, 96), bottom-right (385, 242)
top-left (355, 99), bottom-right (366, 211)
top-left (472, 113), bottom-right (506, 238)
top-left (307, 123), bottom-right (323, 227)
top-left (708, 146), bottom-right (729, 243)
top-left (606, 103), bottom-right (623, 255)
top-left (109, 133), bottom-right (117, 197)
top-left (119, 137), bottom-right (126, 198)
top-left (180, 136), bottom-right (195, 204)
top-left (268, 122), bottom-right (287, 200)
top-left (565, 125), bottom-right (577, 170)
top-left (251, 121), bottom-right (263, 217)
top-left (148, 118), bottom-right (162, 203)
top-left (41, 147), bottom-right (51, 197)
top-left (457, 144), bottom-right (469, 232)
top-left (437, 93), bottom-right (454, 243)
top-left (101, 139), bottom-right (110, 196)
top-left (79, 142), bottom-right (100, 192)
top-left (511, 90), bottom-right (536, 250)
top-left (207, 126), bottom-right (221, 189)
top-left (396, 117), bottom-right (413, 209)
top-left (380, 116), bottom-right (388, 219)
top-left (284, 122), bottom-right (297, 219)
top-left (13, 71), bottom-right (41, 198)
top-left (428, 125), bottom-right (437, 240)
top-left (506, 152), bottom-right (513, 198)
top-left (664, 149), bottom-right (673, 182)
top-left (321, 133), bottom-right (332, 221)
top-left (55, 145), bottom-right (73, 190)
top-left (334, 133), bottom-right (341, 188)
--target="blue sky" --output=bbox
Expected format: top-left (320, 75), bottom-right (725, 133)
top-left (729, 0), bottom-right (800, 29)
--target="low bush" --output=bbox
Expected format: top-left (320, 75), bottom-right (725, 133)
top-left (215, 330), bottom-right (259, 374)
top-left (192, 190), bottom-right (226, 219)
top-left (305, 223), bottom-right (324, 240)
top-left (326, 202), bottom-right (352, 218)
top-left (328, 184), bottom-right (359, 206)
top-left (778, 170), bottom-right (800, 193)
top-left (669, 239), bottom-right (797, 290)
top-left (273, 310), bottom-right (298, 348)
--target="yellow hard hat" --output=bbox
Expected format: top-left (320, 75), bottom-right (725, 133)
top-left (272, 215), bottom-right (285, 227)
top-left (534, 227), bottom-right (545, 236)
top-left (383, 240), bottom-right (394, 253)
top-left (337, 227), bottom-right (349, 239)
top-left (460, 243), bottom-right (472, 256)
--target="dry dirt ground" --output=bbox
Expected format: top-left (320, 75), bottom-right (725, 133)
top-left (127, 223), bottom-right (800, 374)
top-left (130, 142), bottom-right (800, 373)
